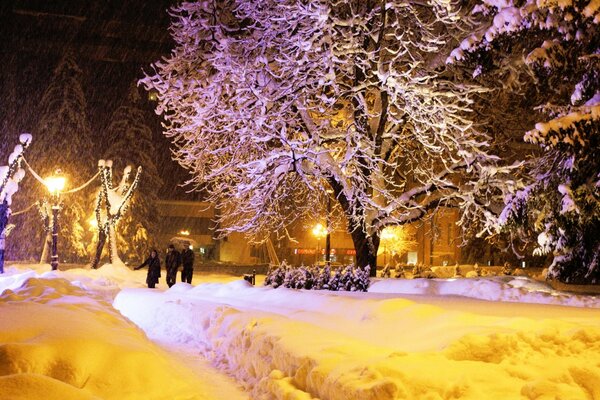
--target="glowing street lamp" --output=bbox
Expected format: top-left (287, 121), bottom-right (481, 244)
top-left (44, 170), bottom-right (66, 271)
top-left (380, 228), bottom-right (397, 266)
top-left (45, 176), bottom-right (66, 197)
top-left (312, 223), bottom-right (327, 264)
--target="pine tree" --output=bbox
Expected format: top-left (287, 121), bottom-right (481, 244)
top-left (8, 52), bottom-right (95, 262)
top-left (354, 266), bottom-right (371, 292)
top-left (328, 269), bottom-right (342, 291)
top-left (103, 83), bottom-right (162, 262)
top-left (450, 0), bottom-right (600, 283)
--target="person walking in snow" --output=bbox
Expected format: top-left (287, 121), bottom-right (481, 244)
top-left (165, 244), bottom-right (181, 288)
top-left (135, 249), bottom-right (161, 289)
top-left (180, 243), bottom-right (195, 284)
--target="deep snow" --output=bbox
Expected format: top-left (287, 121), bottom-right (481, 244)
top-left (2, 263), bottom-right (600, 399)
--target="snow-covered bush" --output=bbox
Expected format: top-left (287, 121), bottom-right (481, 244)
top-left (265, 263), bottom-right (370, 292)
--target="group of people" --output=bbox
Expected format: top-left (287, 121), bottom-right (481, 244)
top-left (135, 244), bottom-right (195, 288)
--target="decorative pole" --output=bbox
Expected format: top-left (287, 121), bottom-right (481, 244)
top-left (91, 160), bottom-right (142, 268)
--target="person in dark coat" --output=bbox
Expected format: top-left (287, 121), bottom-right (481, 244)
top-left (165, 244), bottom-right (181, 288)
top-left (135, 249), bottom-right (161, 288)
top-left (180, 244), bottom-right (195, 284)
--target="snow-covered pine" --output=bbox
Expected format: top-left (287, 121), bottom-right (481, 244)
top-left (104, 83), bottom-right (163, 262)
top-left (381, 264), bottom-right (391, 278)
top-left (341, 265), bottom-right (355, 291)
top-left (394, 265), bottom-right (406, 279)
top-left (353, 265), bottom-right (371, 292)
top-left (453, 263), bottom-right (462, 278)
top-left (142, 0), bottom-right (517, 275)
top-left (9, 52), bottom-right (95, 262)
top-left (91, 160), bottom-right (142, 269)
top-left (264, 263), bottom-right (287, 288)
top-left (315, 265), bottom-right (331, 290)
top-left (265, 262), bottom-right (366, 291)
top-left (412, 265), bottom-right (423, 279)
top-left (0, 134), bottom-right (32, 273)
top-left (283, 267), bottom-right (296, 289)
top-left (450, 0), bottom-right (600, 283)
top-left (328, 269), bottom-right (342, 291)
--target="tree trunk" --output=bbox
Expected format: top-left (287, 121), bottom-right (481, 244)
top-left (107, 221), bottom-right (125, 267)
top-left (327, 178), bottom-right (380, 277)
top-left (91, 227), bottom-right (106, 269)
top-left (350, 227), bottom-right (379, 277)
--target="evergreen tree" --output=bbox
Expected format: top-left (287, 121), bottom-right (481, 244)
top-left (328, 269), bottom-right (342, 291)
top-left (9, 52), bottom-right (95, 262)
top-left (103, 83), bottom-right (162, 262)
top-left (450, 0), bottom-right (600, 283)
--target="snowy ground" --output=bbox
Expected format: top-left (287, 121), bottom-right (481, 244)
top-left (2, 263), bottom-right (600, 399)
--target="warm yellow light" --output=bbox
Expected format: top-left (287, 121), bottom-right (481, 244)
top-left (380, 228), bottom-right (397, 241)
top-left (179, 230), bottom-right (190, 236)
top-left (312, 223), bottom-right (327, 238)
top-left (88, 217), bottom-right (98, 228)
top-left (44, 176), bottom-right (66, 194)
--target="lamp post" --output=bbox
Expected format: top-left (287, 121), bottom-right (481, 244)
top-left (325, 191), bottom-right (332, 265)
top-left (380, 228), bottom-right (397, 266)
top-left (44, 171), bottom-right (65, 271)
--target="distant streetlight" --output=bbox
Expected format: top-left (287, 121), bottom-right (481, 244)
top-left (179, 229), bottom-right (190, 236)
top-left (312, 223), bottom-right (328, 264)
top-left (44, 170), bottom-right (66, 271)
top-left (380, 228), bottom-right (397, 266)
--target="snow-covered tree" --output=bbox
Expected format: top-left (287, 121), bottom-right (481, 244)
top-left (449, 0), bottom-right (600, 283)
top-left (104, 83), bottom-right (162, 262)
top-left (0, 134), bottom-right (32, 273)
top-left (9, 52), bottom-right (95, 262)
top-left (142, 0), bottom-right (516, 275)
top-left (91, 160), bottom-right (142, 268)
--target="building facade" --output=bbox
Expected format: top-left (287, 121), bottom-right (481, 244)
top-left (157, 199), bottom-right (462, 267)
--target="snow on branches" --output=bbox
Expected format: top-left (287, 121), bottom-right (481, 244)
top-left (0, 133), bottom-right (32, 207)
top-left (449, 0), bottom-right (600, 283)
top-left (142, 0), bottom-right (515, 269)
top-left (91, 160), bottom-right (142, 269)
top-left (1, 133), bottom-right (32, 273)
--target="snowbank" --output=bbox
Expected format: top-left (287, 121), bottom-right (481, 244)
top-left (369, 276), bottom-right (600, 308)
top-left (0, 266), bottom-right (232, 400)
top-left (115, 280), bottom-right (600, 400)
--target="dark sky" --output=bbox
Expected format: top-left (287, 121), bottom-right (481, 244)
top-left (0, 0), bottom-right (198, 199)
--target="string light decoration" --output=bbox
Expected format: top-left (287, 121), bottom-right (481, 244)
top-left (91, 160), bottom-right (142, 269)
top-left (0, 133), bottom-right (32, 273)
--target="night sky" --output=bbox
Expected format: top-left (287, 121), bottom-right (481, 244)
top-left (0, 0), bottom-right (196, 198)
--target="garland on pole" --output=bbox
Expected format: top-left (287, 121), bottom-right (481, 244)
top-left (0, 133), bottom-right (32, 274)
top-left (91, 160), bottom-right (142, 269)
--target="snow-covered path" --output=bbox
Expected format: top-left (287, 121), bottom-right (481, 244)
top-left (115, 279), bottom-right (600, 400)
top-left (160, 343), bottom-right (250, 400)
